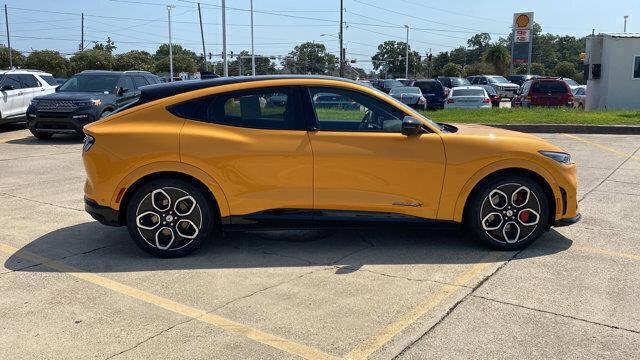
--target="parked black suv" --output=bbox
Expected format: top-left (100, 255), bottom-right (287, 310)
top-left (26, 70), bottom-right (160, 139)
top-left (410, 79), bottom-right (445, 110)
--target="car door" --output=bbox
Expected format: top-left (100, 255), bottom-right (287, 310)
top-left (0, 74), bottom-right (25, 118)
top-left (16, 74), bottom-right (43, 114)
top-left (305, 86), bottom-right (446, 219)
top-left (177, 86), bottom-right (313, 217)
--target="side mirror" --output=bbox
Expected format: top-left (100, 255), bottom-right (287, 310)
top-left (0, 84), bottom-right (14, 91)
top-left (55, 85), bottom-right (61, 92)
top-left (401, 116), bottom-right (425, 136)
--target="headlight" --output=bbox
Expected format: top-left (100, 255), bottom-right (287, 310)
top-left (83, 135), bottom-right (95, 153)
top-left (539, 151), bottom-right (573, 164)
top-left (74, 99), bottom-right (102, 107)
top-left (30, 99), bottom-right (39, 106)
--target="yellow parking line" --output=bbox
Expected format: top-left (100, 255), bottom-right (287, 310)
top-left (562, 133), bottom-right (640, 161)
top-left (345, 252), bottom-right (505, 360)
top-left (0, 243), bottom-right (339, 360)
top-left (575, 245), bottom-right (640, 261)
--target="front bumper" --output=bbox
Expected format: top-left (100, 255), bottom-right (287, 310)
top-left (85, 197), bottom-right (121, 227)
top-left (554, 213), bottom-right (581, 227)
top-left (26, 108), bottom-right (98, 134)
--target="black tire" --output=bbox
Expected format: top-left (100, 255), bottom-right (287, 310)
top-left (466, 175), bottom-right (549, 250)
top-left (30, 130), bottom-right (53, 140)
top-left (125, 178), bottom-right (215, 257)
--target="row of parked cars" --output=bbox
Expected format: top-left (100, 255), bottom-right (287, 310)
top-left (363, 75), bottom-right (586, 110)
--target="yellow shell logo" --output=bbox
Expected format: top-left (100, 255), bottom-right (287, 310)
top-left (516, 14), bottom-right (530, 28)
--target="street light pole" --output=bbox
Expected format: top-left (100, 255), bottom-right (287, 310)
top-left (167, 5), bottom-right (175, 82)
top-left (250, 0), bottom-right (256, 76)
top-left (339, 0), bottom-right (344, 77)
top-left (404, 25), bottom-right (409, 79)
top-left (4, 5), bottom-right (12, 69)
top-left (222, 0), bottom-right (228, 77)
top-left (624, 15), bottom-right (629, 32)
top-left (197, 3), bottom-right (207, 71)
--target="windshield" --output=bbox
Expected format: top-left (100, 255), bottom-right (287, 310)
top-left (390, 87), bottom-right (421, 95)
top-left (450, 78), bottom-right (471, 87)
top-left (488, 76), bottom-right (509, 84)
top-left (58, 74), bottom-right (120, 93)
top-left (564, 78), bottom-right (579, 86)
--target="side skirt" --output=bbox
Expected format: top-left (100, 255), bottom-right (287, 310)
top-left (220, 209), bottom-right (460, 231)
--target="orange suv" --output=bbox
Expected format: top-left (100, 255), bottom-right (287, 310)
top-left (82, 76), bottom-right (579, 257)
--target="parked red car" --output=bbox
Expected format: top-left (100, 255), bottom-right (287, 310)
top-left (513, 77), bottom-right (574, 108)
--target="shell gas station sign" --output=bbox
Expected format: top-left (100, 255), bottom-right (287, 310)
top-left (511, 12), bottom-right (534, 66)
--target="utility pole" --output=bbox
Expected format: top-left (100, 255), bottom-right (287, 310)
top-left (166, 5), bottom-right (175, 82)
top-left (222, 0), bottom-right (228, 77)
top-left (624, 16), bottom-right (629, 32)
top-left (339, 0), bottom-right (344, 77)
top-left (197, 3), bottom-right (207, 71)
top-left (4, 5), bottom-right (12, 68)
top-left (80, 13), bottom-right (84, 51)
top-left (404, 25), bottom-right (409, 79)
top-left (250, 0), bottom-right (256, 76)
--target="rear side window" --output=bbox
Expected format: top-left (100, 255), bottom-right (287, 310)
top-left (532, 81), bottom-right (568, 93)
top-left (133, 76), bottom-right (149, 89)
top-left (39, 75), bottom-right (58, 86)
top-left (169, 87), bottom-right (299, 130)
top-left (18, 74), bottom-right (40, 88)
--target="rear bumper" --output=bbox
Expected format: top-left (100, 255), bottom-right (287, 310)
top-left (85, 197), bottom-right (121, 227)
top-left (554, 213), bottom-right (581, 227)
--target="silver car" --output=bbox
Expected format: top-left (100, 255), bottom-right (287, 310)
top-left (469, 75), bottom-right (520, 99)
top-left (388, 86), bottom-right (427, 110)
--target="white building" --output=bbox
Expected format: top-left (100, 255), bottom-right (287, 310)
top-left (584, 33), bottom-right (640, 110)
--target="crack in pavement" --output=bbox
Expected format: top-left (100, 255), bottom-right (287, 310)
top-left (0, 192), bottom-right (84, 212)
top-left (332, 265), bottom-right (475, 289)
top-left (471, 294), bottom-right (640, 335)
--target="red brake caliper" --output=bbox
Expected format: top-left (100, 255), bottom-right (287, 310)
top-left (519, 210), bottom-right (530, 223)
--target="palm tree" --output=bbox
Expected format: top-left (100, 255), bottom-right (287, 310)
top-left (484, 44), bottom-right (510, 76)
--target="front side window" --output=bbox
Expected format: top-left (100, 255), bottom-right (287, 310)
top-left (0, 74), bottom-right (23, 90)
top-left (58, 74), bottom-right (120, 93)
top-left (308, 87), bottom-right (405, 132)
top-left (634, 56), bottom-right (640, 79)
top-left (169, 87), bottom-right (298, 130)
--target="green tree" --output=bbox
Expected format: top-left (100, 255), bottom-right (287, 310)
top-left (442, 63), bottom-right (462, 77)
top-left (463, 62), bottom-right (495, 77)
top-left (153, 44), bottom-right (198, 74)
top-left (448, 47), bottom-right (467, 67)
top-left (92, 37), bottom-right (117, 54)
top-left (466, 33), bottom-right (491, 64)
top-left (282, 42), bottom-right (338, 75)
top-left (114, 51), bottom-right (154, 72)
top-left (484, 44), bottom-right (510, 76)
top-left (234, 51), bottom-right (276, 75)
top-left (371, 40), bottom-right (422, 78)
top-left (0, 46), bottom-right (26, 69)
top-left (69, 49), bottom-right (113, 73)
top-left (24, 50), bottom-right (69, 76)
top-left (530, 63), bottom-right (546, 76)
top-left (553, 61), bottom-right (576, 78)
top-left (431, 52), bottom-right (450, 77)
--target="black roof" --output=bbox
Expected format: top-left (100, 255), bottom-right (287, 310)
top-left (138, 75), bottom-right (360, 104)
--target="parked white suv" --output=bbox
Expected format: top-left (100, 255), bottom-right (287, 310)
top-left (0, 70), bottom-right (58, 125)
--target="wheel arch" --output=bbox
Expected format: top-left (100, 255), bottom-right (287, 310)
top-left (112, 162), bottom-right (231, 226)
top-left (454, 160), bottom-right (561, 227)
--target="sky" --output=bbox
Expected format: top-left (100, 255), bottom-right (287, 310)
top-left (1, 0), bottom-right (638, 71)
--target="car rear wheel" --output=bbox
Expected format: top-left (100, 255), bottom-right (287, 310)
top-left (125, 178), bottom-right (214, 257)
top-left (466, 175), bottom-right (549, 250)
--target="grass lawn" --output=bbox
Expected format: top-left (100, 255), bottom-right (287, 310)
top-left (418, 108), bottom-right (640, 125)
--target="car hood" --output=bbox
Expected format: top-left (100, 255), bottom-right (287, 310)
top-left (34, 91), bottom-right (111, 101)
top-left (449, 123), bottom-right (544, 141)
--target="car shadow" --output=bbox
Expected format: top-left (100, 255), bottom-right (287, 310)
top-left (4, 221), bottom-right (573, 274)
top-left (6, 134), bottom-right (83, 145)
top-left (0, 122), bottom-right (26, 133)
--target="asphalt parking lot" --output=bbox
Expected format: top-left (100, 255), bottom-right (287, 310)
top-left (0, 125), bottom-right (639, 359)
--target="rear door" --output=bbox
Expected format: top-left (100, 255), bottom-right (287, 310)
top-left (177, 86), bottom-right (313, 217)
top-left (16, 74), bottom-right (43, 113)
top-left (0, 74), bottom-right (25, 118)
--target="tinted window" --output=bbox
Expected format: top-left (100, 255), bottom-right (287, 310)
top-left (488, 76), bottom-right (509, 84)
top-left (309, 87), bottom-right (405, 132)
top-left (170, 87), bottom-right (297, 130)
top-left (383, 79), bottom-right (403, 89)
top-left (122, 76), bottom-right (135, 91)
top-left (40, 75), bottom-right (58, 86)
top-left (452, 89), bottom-right (485, 97)
top-left (413, 81), bottom-right (442, 93)
top-left (145, 75), bottom-right (160, 84)
top-left (482, 85), bottom-right (497, 95)
top-left (389, 87), bottom-right (421, 95)
top-left (132, 76), bottom-right (149, 89)
top-left (564, 78), bottom-right (579, 86)
top-left (18, 74), bottom-right (40, 88)
top-left (532, 81), bottom-right (568, 93)
top-left (0, 74), bottom-right (22, 89)
top-left (635, 56), bottom-right (640, 79)
top-left (59, 74), bottom-right (120, 93)
top-left (451, 78), bottom-right (472, 87)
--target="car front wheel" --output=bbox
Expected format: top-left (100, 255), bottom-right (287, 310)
top-left (125, 178), bottom-right (215, 257)
top-left (467, 176), bottom-right (549, 250)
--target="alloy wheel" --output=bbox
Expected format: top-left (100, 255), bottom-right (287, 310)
top-left (134, 187), bottom-right (203, 251)
top-left (479, 183), bottom-right (541, 244)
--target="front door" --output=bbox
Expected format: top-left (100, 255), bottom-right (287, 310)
top-left (0, 74), bottom-right (24, 118)
top-left (305, 86), bottom-right (446, 219)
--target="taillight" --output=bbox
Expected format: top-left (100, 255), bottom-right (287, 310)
top-left (447, 98), bottom-right (455, 104)
top-left (419, 96), bottom-right (426, 104)
top-left (483, 98), bottom-right (491, 104)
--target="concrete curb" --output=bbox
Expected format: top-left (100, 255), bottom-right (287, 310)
top-left (481, 124), bottom-right (640, 134)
